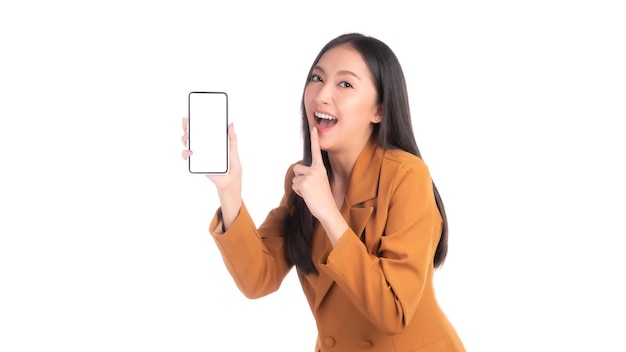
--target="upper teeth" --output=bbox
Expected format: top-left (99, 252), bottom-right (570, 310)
top-left (315, 112), bottom-right (336, 120)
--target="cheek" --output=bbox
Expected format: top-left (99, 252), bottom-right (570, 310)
top-left (345, 98), bottom-right (375, 121)
top-left (303, 87), bottom-right (314, 109)
top-left (303, 88), bottom-right (316, 122)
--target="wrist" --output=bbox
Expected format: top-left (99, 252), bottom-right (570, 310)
top-left (319, 210), bottom-right (349, 247)
top-left (217, 190), bottom-right (242, 231)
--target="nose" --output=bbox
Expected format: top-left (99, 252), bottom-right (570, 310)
top-left (314, 82), bottom-right (332, 105)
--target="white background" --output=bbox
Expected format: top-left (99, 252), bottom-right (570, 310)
top-left (1, 1), bottom-right (625, 351)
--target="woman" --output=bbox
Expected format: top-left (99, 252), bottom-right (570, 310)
top-left (182, 33), bottom-right (465, 352)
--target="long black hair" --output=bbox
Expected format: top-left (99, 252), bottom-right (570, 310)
top-left (284, 33), bottom-right (449, 275)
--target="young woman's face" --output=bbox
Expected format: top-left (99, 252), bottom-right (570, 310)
top-left (304, 44), bottom-right (381, 156)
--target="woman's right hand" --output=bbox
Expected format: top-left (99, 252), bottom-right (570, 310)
top-left (182, 117), bottom-right (243, 229)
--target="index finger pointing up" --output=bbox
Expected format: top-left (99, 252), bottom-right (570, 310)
top-left (310, 126), bottom-right (324, 167)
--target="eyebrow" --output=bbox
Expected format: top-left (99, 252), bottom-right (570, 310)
top-left (313, 66), bottom-right (362, 80)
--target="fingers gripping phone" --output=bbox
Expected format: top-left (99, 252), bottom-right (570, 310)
top-left (188, 91), bottom-right (229, 174)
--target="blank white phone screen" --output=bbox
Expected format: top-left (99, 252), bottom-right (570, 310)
top-left (188, 92), bottom-right (228, 174)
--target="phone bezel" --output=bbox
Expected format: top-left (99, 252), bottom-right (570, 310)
top-left (187, 91), bottom-right (229, 175)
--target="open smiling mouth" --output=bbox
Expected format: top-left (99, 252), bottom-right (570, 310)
top-left (315, 112), bottom-right (338, 129)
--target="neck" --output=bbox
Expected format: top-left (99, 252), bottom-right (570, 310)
top-left (328, 152), bottom-right (357, 185)
top-left (326, 136), bottom-right (372, 186)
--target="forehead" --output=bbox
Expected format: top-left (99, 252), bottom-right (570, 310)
top-left (315, 44), bottom-right (371, 77)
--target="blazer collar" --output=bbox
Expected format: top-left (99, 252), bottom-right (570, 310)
top-left (312, 137), bottom-right (382, 312)
top-left (345, 137), bottom-right (383, 207)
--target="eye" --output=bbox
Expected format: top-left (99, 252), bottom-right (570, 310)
top-left (338, 81), bottom-right (353, 88)
top-left (310, 74), bottom-right (323, 82)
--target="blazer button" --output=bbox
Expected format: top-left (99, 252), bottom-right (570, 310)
top-left (359, 340), bottom-right (373, 348)
top-left (324, 336), bottom-right (336, 347)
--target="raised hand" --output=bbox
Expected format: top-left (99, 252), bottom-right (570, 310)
top-left (291, 127), bottom-right (337, 222)
top-left (181, 117), bottom-right (242, 230)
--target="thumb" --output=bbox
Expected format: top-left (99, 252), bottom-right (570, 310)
top-left (310, 126), bottom-right (324, 167)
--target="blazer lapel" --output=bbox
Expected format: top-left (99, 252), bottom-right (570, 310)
top-left (313, 138), bottom-right (383, 312)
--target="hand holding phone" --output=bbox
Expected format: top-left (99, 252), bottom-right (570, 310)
top-left (181, 92), bottom-right (243, 228)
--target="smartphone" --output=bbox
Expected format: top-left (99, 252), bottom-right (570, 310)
top-left (187, 91), bottom-right (229, 174)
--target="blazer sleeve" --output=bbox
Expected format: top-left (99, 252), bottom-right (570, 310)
top-left (209, 164), bottom-right (296, 299)
top-left (319, 159), bottom-right (441, 334)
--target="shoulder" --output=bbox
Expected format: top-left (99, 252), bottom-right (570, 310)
top-left (379, 149), bottom-right (436, 202)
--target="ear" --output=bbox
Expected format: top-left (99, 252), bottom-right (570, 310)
top-left (371, 104), bottom-right (382, 124)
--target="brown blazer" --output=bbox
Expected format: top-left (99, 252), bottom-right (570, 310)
top-left (210, 139), bottom-right (465, 352)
